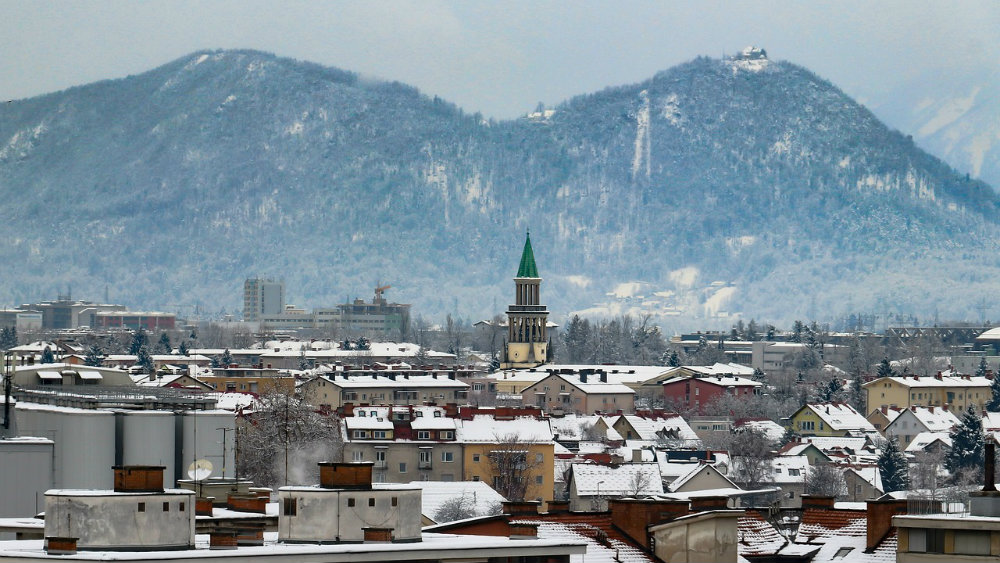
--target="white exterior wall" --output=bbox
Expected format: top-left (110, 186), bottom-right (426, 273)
top-left (121, 411), bottom-right (175, 469)
top-left (179, 411), bottom-right (236, 484)
top-left (14, 405), bottom-right (116, 489)
top-left (0, 439), bottom-right (53, 517)
top-left (45, 490), bottom-right (195, 550)
top-left (278, 487), bottom-right (421, 542)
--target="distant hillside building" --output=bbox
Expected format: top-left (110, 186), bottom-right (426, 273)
top-left (93, 311), bottom-right (176, 330)
top-left (18, 297), bottom-right (125, 330)
top-left (243, 277), bottom-right (285, 322)
top-left (502, 233), bottom-right (549, 369)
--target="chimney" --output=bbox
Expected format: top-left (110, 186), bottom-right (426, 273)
top-left (502, 501), bottom-right (541, 516)
top-left (209, 530), bottom-right (238, 550)
top-left (609, 499), bottom-right (689, 550)
top-left (800, 495), bottom-right (836, 510)
top-left (546, 500), bottom-right (570, 513)
top-left (45, 537), bottom-right (78, 555)
top-left (113, 465), bottom-right (164, 493)
top-left (509, 523), bottom-right (539, 539)
top-left (689, 496), bottom-right (729, 512)
top-left (580, 373), bottom-right (587, 384)
top-left (227, 493), bottom-right (267, 514)
top-left (632, 449), bottom-right (645, 463)
top-left (195, 497), bottom-right (215, 516)
top-left (880, 406), bottom-right (887, 415)
top-left (984, 440), bottom-right (997, 492)
top-left (363, 528), bottom-right (394, 543)
top-left (600, 372), bottom-right (607, 383)
top-left (319, 462), bottom-right (374, 490)
top-left (866, 498), bottom-right (908, 550)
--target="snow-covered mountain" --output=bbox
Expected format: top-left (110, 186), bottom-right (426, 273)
top-left (0, 49), bottom-right (997, 328)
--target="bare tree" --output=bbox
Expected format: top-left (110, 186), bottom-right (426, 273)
top-left (728, 427), bottom-right (777, 493)
top-left (628, 468), bottom-right (653, 496)
top-left (805, 462), bottom-right (845, 498)
top-left (237, 391), bottom-right (344, 488)
top-left (482, 433), bottom-right (544, 502)
top-left (433, 493), bottom-right (480, 523)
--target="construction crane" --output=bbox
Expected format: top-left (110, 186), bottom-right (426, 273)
top-left (374, 284), bottom-right (392, 304)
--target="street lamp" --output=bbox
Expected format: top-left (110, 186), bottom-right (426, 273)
top-left (596, 480), bottom-right (605, 511)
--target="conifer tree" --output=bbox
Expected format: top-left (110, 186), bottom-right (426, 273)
top-left (876, 358), bottom-right (894, 379)
top-left (978, 356), bottom-right (990, 378)
top-left (221, 348), bottom-right (234, 367)
top-left (136, 346), bottom-right (154, 374)
top-left (877, 437), bottom-right (909, 493)
top-left (988, 371), bottom-right (1000, 412)
top-left (40, 346), bottom-right (55, 364)
top-left (84, 345), bottom-right (104, 367)
top-left (947, 405), bottom-right (985, 473)
top-left (156, 332), bottom-right (172, 354)
top-left (129, 328), bottom-right (147, 355)
top-left (178, 341), bottom-right (189, 356)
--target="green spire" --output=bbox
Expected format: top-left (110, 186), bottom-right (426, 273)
top-left (516, 231), bottom-right (539, 278)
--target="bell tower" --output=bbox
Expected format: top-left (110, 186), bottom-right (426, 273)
top-left (502, 232), bottom-right (549, 369)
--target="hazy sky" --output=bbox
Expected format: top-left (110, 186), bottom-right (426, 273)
top-left (2, 1), bottom-right (998, 119)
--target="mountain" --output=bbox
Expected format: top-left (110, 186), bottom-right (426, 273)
top-left (0, 48), bottom-right (997, 328)
top-left (865, 64), bottom-right (1000, 192)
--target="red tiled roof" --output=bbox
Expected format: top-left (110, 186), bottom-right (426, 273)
top-left (797, 508), bottom-right (867, 539)
top-left (737, 512), bottom-right (786, 557)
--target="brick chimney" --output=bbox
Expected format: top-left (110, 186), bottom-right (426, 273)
top-left (45, 537), bottom-right (77, 555)
top-left (363, 528), bottom-right (394, 543)
top-left (866, 498), bottom-right (908, 550)
top-left (689, 496), bottom-right (730, 512)
top-left (113, 465), bottom-right (164, 493)
top-left (502, 501), bottom-right (541, 516)
top-left (318, 462), bottom-right (373, 490)
top-left (800, 495), bottom-right (836, 510)
top-left (609, 498), bottom-right (689, 550)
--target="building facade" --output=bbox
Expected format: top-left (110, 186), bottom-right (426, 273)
top-left (243, 278), bottom-right (285, 322)
top-left (503, 233), bottom-right (548, 369)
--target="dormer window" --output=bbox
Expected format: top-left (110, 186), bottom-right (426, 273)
top-left (358, 411), bottom-right (366, 417)
top-left (434, 411), bottom-right (442, 418)
top-left (416, 411), bottom-right (424, 417)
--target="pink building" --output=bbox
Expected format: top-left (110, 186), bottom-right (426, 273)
top-left (662, 374), bottom-right (761, 414)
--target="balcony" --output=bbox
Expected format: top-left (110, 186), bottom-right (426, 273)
top-left (418, 460), bottom-right (433, 470)
top-left (374, 460), bottom-right (387, 469)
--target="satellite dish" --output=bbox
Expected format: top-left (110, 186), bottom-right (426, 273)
top-left (187, 459), bottom-right (213, 481)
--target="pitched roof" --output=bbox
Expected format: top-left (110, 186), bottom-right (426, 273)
top-left (888, 406), bottom-right (959, 433)
top-left (570, 463), bottom-right (664, 496)
top-left (799, 403), bottom-right (876, 433)
top-left (516, 232), bottom-right (539, 278)
top-left (737, 512), bottom-right (787, 557)
top-left (407, 480), bottom-right (507, 523)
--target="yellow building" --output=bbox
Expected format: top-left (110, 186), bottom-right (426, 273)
top-left (863, 373), bottom-right (991, 413)
top-left (458, 415), bottom-right (555, 503)
top-left (787, 402), bottom-right (875, 437)
top-left (199, 367), bottom-right (294, 394)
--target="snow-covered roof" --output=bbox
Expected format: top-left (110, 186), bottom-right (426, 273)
top-left (345, 416), bottom-right (394, 431)
top-left (904, 431), bottom-right (953, 452)
top-left (736, 419), bottom-right (785, 443)
top-left (457, 416), bottom-right (553, 443)
top-left (845, 466), bottom-right (883, 492)
top-left (260, 342), bottom-right (455, 360)
top-left (522, 373), bottom-right (635, 395)
top-left (514, 364), bottom-right (672, 385)
top-left (887, 406), bottom-right (959, 433)
top-left (618, 414), bottom-right (699, 443)
top-left (865, 374), bottom-right (991, 388)
top-left (207, 392), bottom-right (257, 412)
top-left (803, 436), bottom-right (870, 453)
top-left (317, 374), bottom-right (468, 389)
top-left (513, 520), bottom-right (654, 563)
top-left (769, 456), bottom-right (810, 485)
top-left (685, 363), bottom-right (756, 377)
top-left (667, 463), bottom-right (738, 493)
top-left (409, 480), bottom-right (506, 523)
top-left (801, 403), bottom-right (875, 432)
top-left (548, 415), bottom-right (613, 441)
top-left (571, 463), bottom-right (664, 496)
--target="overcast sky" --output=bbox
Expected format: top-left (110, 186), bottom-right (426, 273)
top-left (2, 1), bottom-right (997, 119)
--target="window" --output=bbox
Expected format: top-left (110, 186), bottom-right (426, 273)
top-left (955, 530), bottom-right (991, 555)
top-left (473, 454), bottom-right (481, 462)
top-left (347, 498), bottom-right (356, 507)
top-left (391, 497), bottom-right (398, 506)
top-left (352, 451), bottom-right (364, 462)
top-left (373, 430), bottom-right (387, 439)
top-left (163, 502), bottom-right (170, 512)
top-left (441, 451), bottom-right (454, 462)
top-left (908, 529), bottom-right (945, 553)
top-left (536, 453), bottom-right (544, 463)
top-left (399, 462), bottom-right (407, 473)
top-left (358, 411), bottom-right (366, 417)
top-left (415, 411), bottom-right (423, 417)
top-left (417, 431), bottom-right (430, 440)
top-left (283, 497), bottom-right (297, 516)
top-left (441, 431), bottom-right (454, 439)
top-left (137, 502), bottom-right (145, 512)
top-left (368, 498), bottom-right (376, 507)
top-left (353, 430), bottom-right (367, 439)
top-left (832, 547), bottom-right (853, 559)
top-left (419, 450), bottom-right (432, 468)
top-left (472, 476), bottom-right (480, 481)
top-left (434, 411), bottom-right (442, 417)
top-left (536, 475), bottom-right (543, 484)
top-left (788, 469), bottom-right (800, 476)
top-left (179, 502), bottom-right (185, 511)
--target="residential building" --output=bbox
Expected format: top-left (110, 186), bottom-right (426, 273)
top-left (843, 466), bottom-right (884, 502)
top-left (459, 414), bottom-right (555, 503)
top-left (198, 367), bottom-right (292, 394)
top-left (787, 403), bottom-right (876, 437)
top-left (864, 372), bottom-right (992, 413)
top-left (502, 233), bottom-right (549, 369)
top-left (243, 277), bottom-right (285, 322)
top-left (867, 406), bottom-right (905, 434)
top-left (519, 372), bottom-right (635, 415)
top-left (92, 311), bottom-right (176, 330)
top-left (661, 372), bottom-right (762, 414)
top-left (566, 462), bottom-right (663, 511)
top-left (613, 412), bottom-right (701, 448)
top-left (301, 372), bottom-right (468, 411)
top-left (342, 406), bottom-right (463, 484)
top-left (883, 406), bottom-right (959, 450)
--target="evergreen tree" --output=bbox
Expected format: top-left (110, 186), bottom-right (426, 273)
top-left (40, 346), bottom-right (55, 364)
top-left (752, 367), bottom-right (766, 382)
top-left (221, 348), bottom-right (234, 367)
top-left (848, 374), bottom-right (866, 413)
top-left (298, 352), bottom-right (310, 371)
top-left (178, 341), bottom-right (189, 356)
top-left (136, 345), bottom-right (154, 374)
top-left (84, 345), bottom-right (104, 367)
top-left (210, 356), bottom-right (221, 369)
top-left (876, 358), bottom-right (894, 379)
top-left (156, 332), bottom-right (172, 354)
top-left (877, 437), bottom-right (909, 493)
top-left (356, 337), bottom-right (370, 351)
top-left (129, 328), bottom-right (148, 355)
top-left (947, 405), bottom-right (985, 473)
top-left (988, 371), bottom-right (1000, 412)
top-left (977, 356), bottom-right (990, 378)
top-left (667, 350), bottom-right (681, 367)
top-left (818, 375), bottom-right (841, 402)
top-left (0, 326), bottom-right (17, 350)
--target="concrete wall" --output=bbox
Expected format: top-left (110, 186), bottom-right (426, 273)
top-left (45, 491), bottom-right (195, 550)
top-left (121, 411), bottom-right (175, 468)
top-left (278, 486), bottom-right (422, 542)
top-left (0, 439), bottom-right (53, 517)
top-left (651, 511), bottom-right (740, 563)
top-left (177, 411), bottom-right (236, 486)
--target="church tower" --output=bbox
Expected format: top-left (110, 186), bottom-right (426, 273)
top-left (502, 232), bottom-right (549, 369)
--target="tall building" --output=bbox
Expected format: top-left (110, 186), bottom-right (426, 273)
top-left (243, 278), bottom-right (285, 322)
top-left (503, 232), bottom-right (549, 369)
